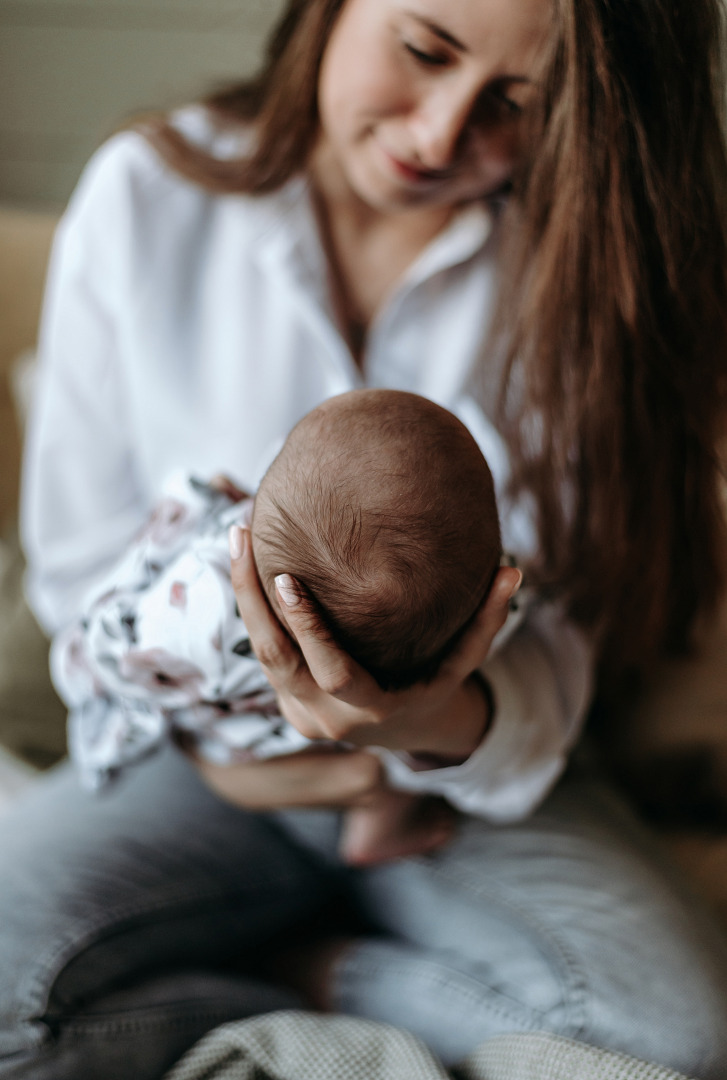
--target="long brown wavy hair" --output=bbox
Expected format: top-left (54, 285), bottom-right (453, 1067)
top-left (145, 0), bottom-right (727, 681)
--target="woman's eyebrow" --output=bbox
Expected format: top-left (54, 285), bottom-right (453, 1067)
top-left (404, 11), bottom-right (466, 52)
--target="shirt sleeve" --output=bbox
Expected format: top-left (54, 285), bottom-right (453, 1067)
top-left (379, 601), bottom-right (594, 821)
top-left (20, 134), bottom-right (155, 634)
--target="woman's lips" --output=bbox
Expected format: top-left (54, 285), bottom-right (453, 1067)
top-left (379, 146), bottom-right (453, 185)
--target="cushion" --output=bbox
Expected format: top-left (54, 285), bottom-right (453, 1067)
top-left (0, 528), bottom-right (66, 768)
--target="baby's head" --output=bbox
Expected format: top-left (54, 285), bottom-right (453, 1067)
top-left (251, 390), bottom-right (501, 690)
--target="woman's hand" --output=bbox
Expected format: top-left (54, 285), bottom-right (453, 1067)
top-left (229, 525), bottom-right (521, 761)
top-left (192, 746), bottom-right (388, 812)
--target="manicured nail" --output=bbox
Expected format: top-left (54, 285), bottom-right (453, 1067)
top-left (229, 525), bottom-right (245, 560)
top-left (507, 570), bottom-right (523, 600)
top-left (275, 574), bottom-right (300, 608)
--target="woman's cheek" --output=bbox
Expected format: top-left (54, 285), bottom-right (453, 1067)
top-left (352, 54), bottom-right (414, 130)
top-left (473, 127), bottom-right (523, 192)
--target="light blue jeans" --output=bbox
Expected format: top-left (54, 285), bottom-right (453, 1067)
top-left (0, 745), bottom-right (726, 1080)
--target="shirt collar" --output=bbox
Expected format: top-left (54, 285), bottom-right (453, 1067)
top-left (252, 177), bottom-right (494, 300)
top-left (399, 201), bottom-right (494, 291)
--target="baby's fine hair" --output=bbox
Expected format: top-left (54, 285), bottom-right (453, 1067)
top-left (253, 390), bottom-right (501, 690)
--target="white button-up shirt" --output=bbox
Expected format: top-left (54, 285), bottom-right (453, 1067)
top-left (21, 109), bottom-right (592, 821)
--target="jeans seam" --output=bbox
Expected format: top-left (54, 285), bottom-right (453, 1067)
top-left (51, 1005), bottom-right (251, 1038)
top-left (15, 879), bottom-right (294, 1037)
top-left (421, 858), bottom-right (590, 1039)
top-left (336, 946), bottom-right (545, 1029)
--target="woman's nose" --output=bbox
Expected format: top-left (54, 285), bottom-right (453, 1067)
top-left (407, 88), bottom-right (476, 170)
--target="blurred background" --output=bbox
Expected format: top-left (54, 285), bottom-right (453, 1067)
top-left (0, 0), bottom-right (283, 210)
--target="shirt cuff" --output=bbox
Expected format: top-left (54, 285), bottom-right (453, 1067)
top-left (376, 643), bottom-right (569, 822)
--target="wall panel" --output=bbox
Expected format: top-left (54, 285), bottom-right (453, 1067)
top-left (0, 0), bottom-right (283, 208)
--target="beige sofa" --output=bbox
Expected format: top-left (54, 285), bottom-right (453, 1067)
top-left (0, 209), bottom-right (57, 533)
top-left (0, 209), bottom-right (68, 769)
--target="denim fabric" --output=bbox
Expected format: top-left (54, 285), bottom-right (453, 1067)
top-left (0, 748), bottom-right (726, 1080)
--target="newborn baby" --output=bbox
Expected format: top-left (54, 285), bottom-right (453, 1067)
top-left (54, 389), bottom-right (502, 864)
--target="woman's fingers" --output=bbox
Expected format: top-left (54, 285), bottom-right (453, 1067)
top-left (444, 566), bottom-right (522, 682)
top-left (228, 523), bottom-right (519, 758)
top-left (275, 574), bottom-right (380, 706)
top-left (229, 526), bottom-right (309, 688)
top-left (227, 527), bottom-right (371, 740)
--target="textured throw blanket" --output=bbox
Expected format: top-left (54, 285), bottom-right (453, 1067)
top-left (163, 1010), bottom-right (692, 1080)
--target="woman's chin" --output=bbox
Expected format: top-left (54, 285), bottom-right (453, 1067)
top-left (345, 162), bottom-right (451, 215)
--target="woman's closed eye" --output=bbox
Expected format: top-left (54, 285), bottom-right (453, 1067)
top-left (403, 40), bottom-right (450, 67)
top-left (489, 77), bottom-right (536, 118)
top-left (490, 88), bottom-right (524, 116)
top-left (469, 85), bottom-right (527, 126)
top-left (401, 36), bottom-right (529, 118)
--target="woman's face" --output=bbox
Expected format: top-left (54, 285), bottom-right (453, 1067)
top-left (315, 0), bottom-right (550, 212)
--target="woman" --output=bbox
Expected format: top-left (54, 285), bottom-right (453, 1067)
top-left (3, 0), bottom-right (727, 1077)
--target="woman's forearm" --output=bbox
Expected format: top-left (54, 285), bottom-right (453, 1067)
top-left (398, 673), bottom-right (493, 765)
top-left (192, 748), bottom-right (386, 811)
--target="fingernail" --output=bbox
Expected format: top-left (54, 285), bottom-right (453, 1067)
top-left (229, 525), bottom-right (245, 560)
top-left (275, 573), bottom-right (300, 608)
top-left (507, 570), bottom-right (523, 600)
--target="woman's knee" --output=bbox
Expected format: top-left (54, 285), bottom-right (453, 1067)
top-left (0, 972), bottom-right (303, 1080)
top-left (0, 872), bottom-right (56, 1064)
top-left (0, 799), bottom-right (78, 1060)
top-left (580, 896), bottom-right (727, 1080)
top-left (353, 783), bottom-right (727, 1075)
top-left (0, 757), bottom-right (329, 1067)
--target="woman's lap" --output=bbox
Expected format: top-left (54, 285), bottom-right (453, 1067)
top-left (0, 747), bottom-right (336, 1078)
top-left (1, 751), bottom-right (727, 1080)
top-left (281, 766), bottom-right (727, 1077)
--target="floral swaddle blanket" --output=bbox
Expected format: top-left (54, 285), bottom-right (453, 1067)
top-left (52, 474), bottom-right (314, 790)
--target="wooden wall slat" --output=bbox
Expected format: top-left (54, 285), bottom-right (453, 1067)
top-left (1, 0), bottom-right (275, 26)
top-left (0, 1), bottom-right (283, 208)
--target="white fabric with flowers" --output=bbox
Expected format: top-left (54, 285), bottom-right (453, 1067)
top-left (53, 475), bottom-right (314, 790)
